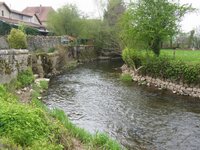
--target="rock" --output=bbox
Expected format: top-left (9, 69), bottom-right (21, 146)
top-left (16, 91), bottom-right (21, 94)
top-left (34, 74), bottom-right (39, 79)
top-left (37, 97), bottom-right (42, 100)
top-left (183, 89), bottom-right (190, 96)
top-left (22, 87), bottom-right (27, 92)
top-left (173, 91), bottom-right (177, 94)
top-left (141, 77), bottom-right (146, 81)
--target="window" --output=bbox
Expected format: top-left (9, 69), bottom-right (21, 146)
top-left (2, 10), bottom-right (4, 17)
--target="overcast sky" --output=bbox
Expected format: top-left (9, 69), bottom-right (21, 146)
top-left (2, 0), bottom-right (200, 32)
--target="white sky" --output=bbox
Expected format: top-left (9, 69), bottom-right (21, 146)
top-left (2, 0), bottom-right (200, 32)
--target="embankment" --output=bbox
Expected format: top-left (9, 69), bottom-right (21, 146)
top-left (122, 64), bottom-right (200, 99)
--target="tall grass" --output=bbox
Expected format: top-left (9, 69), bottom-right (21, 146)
top-left (51, 109), bottom-right (123, 150)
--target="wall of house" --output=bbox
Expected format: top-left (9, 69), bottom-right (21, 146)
top-left (10, 12), bottom-right (23, 20)
top-left (22, 15), bottom-right (31, 22)
top-left (0, 49), bottom-right (30, 84)
top-left (31, 15), bottom-right (40, 24)
top-left (0, 5), bottom-right (10, 18)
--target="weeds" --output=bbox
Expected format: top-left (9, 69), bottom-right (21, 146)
top-left (120, 73), bottom-right (132, 82)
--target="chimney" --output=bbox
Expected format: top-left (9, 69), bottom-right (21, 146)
top-left (39, 4), bottom-right (42, 16)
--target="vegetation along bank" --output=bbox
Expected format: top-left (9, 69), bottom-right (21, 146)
top-left (121, 48), bottom-right (200, 99)
top-left (0, 67), bottom-right (122, 149)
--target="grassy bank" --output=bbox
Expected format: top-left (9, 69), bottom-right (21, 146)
top-left (0, 69), bottom-right (122, 150)
top-left (122, 48), bottom-right (200, 85)
top-left (161, 49), bottom-right (200, 64)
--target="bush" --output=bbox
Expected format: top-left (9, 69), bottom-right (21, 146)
top-left (0, 84), bottom-right (72, 149)
top-left (17, 68), bottom-right (34, 88)
top-left (7, 28), bottom-right (27, 49)
top-left (123, 48), bottom-right (200, 85)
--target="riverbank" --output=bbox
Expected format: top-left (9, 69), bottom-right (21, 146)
top-left (121, 64), bottom-right (200, 99)
top-left (0, 68), bottom-right (122, 150)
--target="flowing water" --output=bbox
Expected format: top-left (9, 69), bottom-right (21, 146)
top-left (45, 60), bottom-right (200, 150)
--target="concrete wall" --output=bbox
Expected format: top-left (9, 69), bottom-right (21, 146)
top-left (0, 49), bottom-right (29, 84)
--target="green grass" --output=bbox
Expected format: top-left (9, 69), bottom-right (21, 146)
top-left (0, 76), bottom-right (123, 150)
top-left (120, 73), bottom-right (133, 83)
top-left (51, 109), bottom-right (122, 150)
top-left (161, 49), bottom-right (200, 64)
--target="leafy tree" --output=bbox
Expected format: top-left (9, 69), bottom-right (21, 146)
top-left (120, 0), bottom-right (193, 56)
top-left (47, 4), bottom-right (81, 36)
top-left (99, 0), bottom-right (125, 50)
top-left (104, 0), bottom-right (125, 27)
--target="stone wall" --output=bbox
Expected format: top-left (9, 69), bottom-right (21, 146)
top-left (0, 36), bottom-right (62, 51)
top-left (0, 49), bottom-right (29, 84)
top-left (27, 36), bottom-right (61, 51)
top-left (0, 37), bottom-right (9, 49)
top-left (121, 64), bottom-right (200, 99)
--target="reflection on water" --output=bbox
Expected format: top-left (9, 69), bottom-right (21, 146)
top-left (45, 60), bottom-right (200, 150)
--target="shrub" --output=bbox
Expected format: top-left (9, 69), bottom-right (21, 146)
top-left (123, 48), bottom-right (200, 85)
top-left (17, 68), bottom-right (34, 88)
top-left (7, 28), bottom-right (27, 49)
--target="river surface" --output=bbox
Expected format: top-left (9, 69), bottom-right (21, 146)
top-left (45, 60), bottom-right (200, 150)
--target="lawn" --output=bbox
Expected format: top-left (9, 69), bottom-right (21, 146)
top-left (161, 49), bottom-right (200, 64)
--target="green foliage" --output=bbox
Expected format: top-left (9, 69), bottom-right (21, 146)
top-left (120, 0), bottom-right (193, 56)
top-left (120, 73), bottom-right (132, 82)
top-left (48, 47), bottom-right (56, 53)
top-left (123, 48), bottom-right (200, 85)
top-left (0, 21), bottom-right (12, 35)
top-left (39, 80), bottom-right (49, 90)
top-left (19, 23), bottom-right (40, 36)
top-left (7, 28), bottom-right (27, 49)
top-left (0, 83), bottom-right (72, 149)
top-left (0, 102), bottom-right (50, 146)
top-left (17, 68), bottom-right (34, 88)
top-left (47, 4), bottom-right (81, 36)
top-left (51, 109), bottom-right (122, 150)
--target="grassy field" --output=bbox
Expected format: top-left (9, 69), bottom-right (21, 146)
top-left (161, 49), bottom-right (200, 64)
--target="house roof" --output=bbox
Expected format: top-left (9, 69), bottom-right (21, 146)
top-left (22, 6), bottom-right (55, 22)
top-left (0, 16), bottom-right (45, 29)
top-left (0, 2), bottom-right (11, 12)
top-left (11, 10), bottom-right (32, 17)
top-left (0, 2), bottom-right (32, 17)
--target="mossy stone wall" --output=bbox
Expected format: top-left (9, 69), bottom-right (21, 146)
top-left (0, 49), bottom-right (29, 84)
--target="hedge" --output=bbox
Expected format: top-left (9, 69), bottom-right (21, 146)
top-left (122, 48), bottom-right (200, 85)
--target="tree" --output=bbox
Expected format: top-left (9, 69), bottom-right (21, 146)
top-left (47, 4), bottom-right (81, 36)
top-left (188, 30), bottom-right (195, 49)
top-left (120, 0), bottom-right (193, 56)
top-left (100, 0), bottom-right (125, 50)
top-left (104, 0), bottom-right (125, 27)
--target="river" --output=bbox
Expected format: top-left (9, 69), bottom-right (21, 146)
top-left (45, 60), bottom-right (200, 150)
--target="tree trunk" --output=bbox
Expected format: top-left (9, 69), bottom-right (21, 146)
top-left (151, 37), bottom-right (161, 56)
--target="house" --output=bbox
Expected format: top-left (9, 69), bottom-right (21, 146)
top-left (0, 2), bottom-right (47, 34)
top-left (22, 5), bottom-right (55, 26)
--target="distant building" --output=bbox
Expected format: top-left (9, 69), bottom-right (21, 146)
top-left (22, 5), bottom-right (55, 26)
top-left (0, 2), bottom-right (46, 33)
